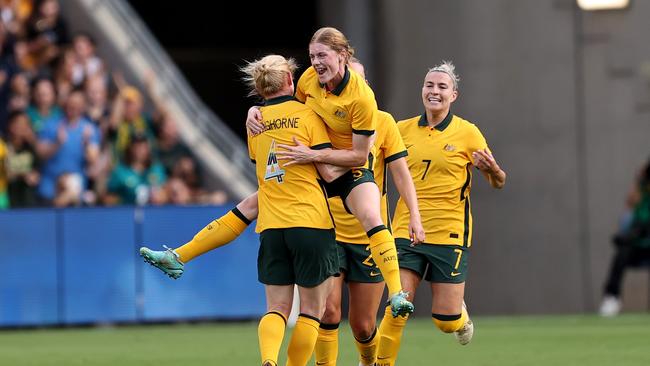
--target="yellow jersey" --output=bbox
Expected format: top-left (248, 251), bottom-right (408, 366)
top-left (328, 111), bottom-right (407, 244)
top-left (248, 95), bottom-right (333, 232)
top-left (295, 66), bottom-right (378, 154)
top-left (392, 113), bottom-right (489, 247)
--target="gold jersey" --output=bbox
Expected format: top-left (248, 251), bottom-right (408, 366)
top-left (295, 66), bottom-right (378, 153)
top-left (248, 95), bottom-right (333, 232)
top-left (392, 113), bottom-right (489, 247)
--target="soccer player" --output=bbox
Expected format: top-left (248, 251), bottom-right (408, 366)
top-left (244, 54), bottom-right (339, 366)
top-left (313, 60), bottom-right (424, 366)
top-left (375, 61), bottom-right (507, 366)
top-left (247, 27), bottom-right (415, 318)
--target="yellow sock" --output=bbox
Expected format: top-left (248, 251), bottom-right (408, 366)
top-left (175, 208), bottom-right (251, 263)
top-left (314, 323), bottom-right (339, 366)
top-left (258, 311), bottom-right (287, 366)
top-left (286, 314), bottom-right (320, 366)
top-left (367, 225), bottom-right (401, 296)
top-left (432, 306), bottom-right (468, 333)
top-left (376, 306), bottom-right (408, 366)
top-left (354, 327), bottom-right (378, 366)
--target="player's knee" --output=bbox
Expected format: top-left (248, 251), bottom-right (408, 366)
top-left (432, 313), bottom-right (463, 333)
top-left (321, 301), bottom-right (342, 324)
top-left (350, 318), bottom-right (376, 340)
top-left (267, 302), bottom-right (292, 318)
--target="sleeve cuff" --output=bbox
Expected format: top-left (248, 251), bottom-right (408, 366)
top-left (385, 150), bottom-right (408, 163)
top-left (352, 129), bottom-right (375, 136)
top-left (311, 143), bottom-right (333, 150)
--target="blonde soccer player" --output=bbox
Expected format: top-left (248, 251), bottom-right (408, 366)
top-left (245, 54), bottom-right (341, 366)
top-left (375, 61), bottom-right (507, 366)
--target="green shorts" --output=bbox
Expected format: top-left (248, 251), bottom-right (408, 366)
top-left (395, 238), bottom-right (469, 283)
top-left (324, 168), bottom-right (375, 212)
top-left (258, 227), bottom-right (338, 287)
top-left (336, 241), bottom-right (384, 283)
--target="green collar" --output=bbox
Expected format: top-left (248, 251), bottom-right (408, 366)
top-left (264, 95), bottom-right (296, 106)
top-left (321, 66), bottom-right (350, 96)
top-left (418, 111), bottom-right (453, 131)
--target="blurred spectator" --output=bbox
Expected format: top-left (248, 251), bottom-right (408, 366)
top-left (106, 134), bottom-right (165, 206)
top-left (26, 0), bottom-right (68, 68)
top-left (36, 89), bottom-right (99, 203)
top-left (71, 32), bottom-right (104, 86)
top-left (599, 158), bottom-right (650, 317)
top-left (5, 110), bottom-right (40, 207)
top-left (164, 176), bottom-right (191, 205)
top-left (109, 84), bottom-right (155, 161)
top-left (0, 22), bottom-right (19, 132)
top-left (83, 75), bottom-right (112, 198)
top-left (0, 0), bottom-right (33, 37)
top-left (0, 134), bottom-right (7, 209)
top-left (157, 115), bottom-right (193, 175)
top-left (53, 47), bottom-right (75, 105)
top-left (13, 39), bottom-right (38, 76)
top-left (8, 71), bottom-right (29, 111)
top-left (84, 75), bottom-right (109, 132)
top-left (26, 77), bottom-right (62, 133)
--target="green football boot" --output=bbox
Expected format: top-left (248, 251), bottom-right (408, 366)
top-left (139, 245), bottom-right (184, 279)
top-left (388, 290), bottom-right (414, 318)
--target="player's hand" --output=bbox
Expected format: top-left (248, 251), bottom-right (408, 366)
top-left (472, 149), bottom-right (500, 174)
top-left (409, 214), bottom-right (425, 246)
top-left (246, 107), bottom-right (264, 136)
top-left (277, 137), bottom-right (317, 166)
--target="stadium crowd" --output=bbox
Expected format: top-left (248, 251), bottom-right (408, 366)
top-left (0, 0), bottom-right (227, 209)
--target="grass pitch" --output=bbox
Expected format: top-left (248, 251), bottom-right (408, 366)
top-left (1, 314), bottom-right (649, 365)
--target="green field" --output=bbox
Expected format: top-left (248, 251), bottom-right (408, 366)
top-left (1, 314), bottom-right (649, 365)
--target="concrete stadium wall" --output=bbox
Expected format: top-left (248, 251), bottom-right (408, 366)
top-left (321, 0), bottom-right (650, 315)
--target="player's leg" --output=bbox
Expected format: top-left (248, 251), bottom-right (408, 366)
top-left (314, 268), bottom-right (345, 366)
top-left (345, 180), bottom-right (411, 316)
top-left (259, 285), bottom-right (293, 366)
top-left (376, 268), bottom-right (420, 366)
top-left (428, 245), bottom-right (472, 344)
top-left (285, 227), bottom-right (338, 366)
top-left (431, 282), bottom-right (472, 344)
top-left (340, 243), bottom-right (385, 366)
top-left (257, 229), bottom-right (296, 366)
top-left (348, 281), bottom-right (384, 366)
top-left (140, 192), bottom-right (258, 278)
top-left (287, 278), bottom-right (334, 366)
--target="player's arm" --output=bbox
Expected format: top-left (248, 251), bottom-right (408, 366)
top-left (276, 134), bottom-right (372, 167)
top-left (388, 157), bottom-right (425, 244)
top-left (472, 149), bottom-right (506, 189)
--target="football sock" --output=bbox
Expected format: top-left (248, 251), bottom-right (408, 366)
top-left (354, 327), bottom-right (378, 366)
top-left (367, 225), bottom-right (402, 296)
top-left (314, 323), bottom-right (339, 366)
top-left (376, 306), bottom-right (408, 366)
top-left (286, 314), bottom-right (320, 366)
top-left (432, 306), bottom-right (468, 333)
top-left (258, 311), bottom-right (287, 366)
top-left (175, 208), bottom-right (251, 263)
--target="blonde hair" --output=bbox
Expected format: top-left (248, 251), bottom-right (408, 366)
top-left (428, 60), bottom-right (460, 90)
top-left (310, 27), bottom-right (355, 63)
top-left (241, 55), bottom-right (298, 98)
